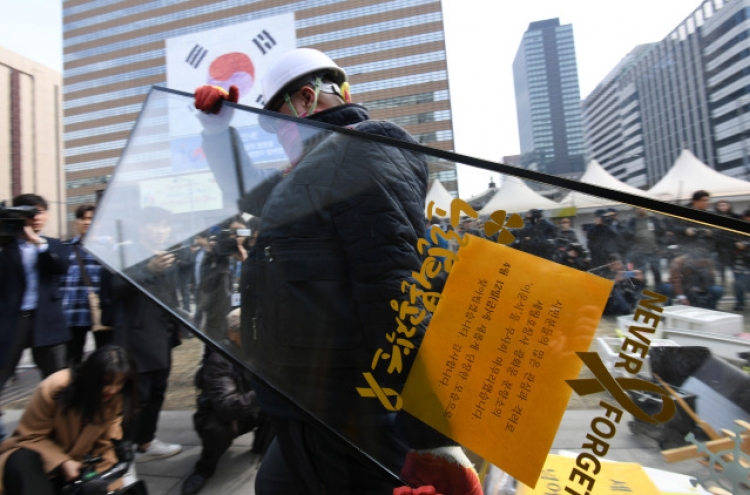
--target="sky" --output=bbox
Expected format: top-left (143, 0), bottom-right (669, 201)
top-left (0, 0), bottom-right (699, 196)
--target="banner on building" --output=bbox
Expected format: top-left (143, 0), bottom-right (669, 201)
top-left (166, 13), bottom-right (297, 109)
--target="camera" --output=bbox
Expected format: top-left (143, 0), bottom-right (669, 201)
top-left (0, 201), bottom-right (37, 239)
top-left (211, 228), bottom-right (251, 256)
top-left (60, 440), bottom-right (146, 494)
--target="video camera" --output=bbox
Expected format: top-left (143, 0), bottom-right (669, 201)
top-left (0, 201), bottom-right (36, 239)
top-left (61, 440), bottom-right (148, 495)
top-left (210, 228), bottom-right (251, 257)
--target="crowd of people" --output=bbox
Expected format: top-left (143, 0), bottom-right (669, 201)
top-left (0, 45), bottom-right (747, 495)
top-left (430, 191), bottom-right (749, 317)
top-left (0, 48), bottom-right (467, 495)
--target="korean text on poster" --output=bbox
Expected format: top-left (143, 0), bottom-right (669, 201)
top-left (401, 236), bottom-right (612, 488)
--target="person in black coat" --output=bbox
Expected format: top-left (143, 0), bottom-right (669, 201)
top-left (665, 190), bottom-right (717, 258)
top-left (713, 199), bottom-right (742, 284)
top-left (557, 217), bottom-right (580, 244)
top-left (624, 208), bottom-right (665, 289)
top-left (584, 209), bottom-right (625, 270)
top-left (182, 308), bottom-right (272, 495)
top-left (0, 194), bottom-right (69, 441)
top-left (195, 227), bottom-right (236, 344)
top-left (513, 209), bottom-right (558, 260)
top-left (112, 206), bottom-right (183, 462)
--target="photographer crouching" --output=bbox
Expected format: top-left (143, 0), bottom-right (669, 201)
top-left (183, 308), bottom-right (272, 495)
top-left (0, 346), bottom-right (138, 495)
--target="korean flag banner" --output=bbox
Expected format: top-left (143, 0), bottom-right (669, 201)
top-left (165, 12), bottom-right (296, 134)
top-left (163, 13), bottom-right (294, 192)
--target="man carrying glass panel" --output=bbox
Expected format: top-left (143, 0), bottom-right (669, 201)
top-left (194, 48), bottom-right (481, 495)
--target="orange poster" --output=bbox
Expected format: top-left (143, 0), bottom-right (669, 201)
top-left (401, 236), bottom-right (613, 488)
top-left (516, 454), bottom-right (660, 494)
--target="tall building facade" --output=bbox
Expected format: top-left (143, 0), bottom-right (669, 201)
top-left (583, 0), bottom-right (750, 188)
top-left (62, 0), bottom-right (457, 221)
top-left (0, 47), bottom-right (66, 238)
top-left (580, 45), bottom-right (654, 188)
top-left (705, 0), bottom-right (750, 179)
top-left (512, 18), bottom-right (585, 177)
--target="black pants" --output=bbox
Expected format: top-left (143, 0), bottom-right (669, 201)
top-left (192, 409), bottom-right (272, 477)
top-left (0, 312), bottom-right (66, 395)
top-left (177, 272), bottom-right (192, 312)
top-left (3, 448), bottom-right (57, 495)
top-left (198, 291), bottom-right (230, 343)
top-left (255, 416), bottom-right (399, 495)
top-left (128, 368), bottom-right (170, 446)
top-left (67, 326), bottom-right (113, 367)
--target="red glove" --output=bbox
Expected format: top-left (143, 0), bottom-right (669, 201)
top-left (194, 85), bottom-right (239, 114)
top-left (401, 448), bottom-right (483, 495)
top-left (394, 487), bottom-right (441, 495)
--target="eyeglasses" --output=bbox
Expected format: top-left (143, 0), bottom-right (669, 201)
top-left (268, 87), bottom-right (302, 113)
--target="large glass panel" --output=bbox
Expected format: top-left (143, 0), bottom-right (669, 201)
top-left (87, 87), bottom-right (750, 493)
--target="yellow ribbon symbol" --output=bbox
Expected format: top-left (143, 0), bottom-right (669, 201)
top-left (356, 372), bottom-right (403, 411)
top-left (566, 352), bottom-right (676, 424)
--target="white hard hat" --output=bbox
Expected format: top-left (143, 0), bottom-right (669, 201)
top-left (262, 48), bottom-right (347, 110)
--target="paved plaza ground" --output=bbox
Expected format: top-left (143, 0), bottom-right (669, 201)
top-left (2, 298), bottom-right (746, 494)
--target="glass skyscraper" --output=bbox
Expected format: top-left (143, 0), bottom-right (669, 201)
top-left (581, 44), bottom-right (654, 188)
top-left (512, 18), bottom-right (585, 177)
top-left (704, 0), bottom-right (750, 179)
top-left (62, 0), bottom-right (457, 224)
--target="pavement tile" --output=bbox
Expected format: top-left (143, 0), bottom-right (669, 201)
top-left (198, 446), bottom-right (261, 495)
top-left (138, 411), bottom-right (259, 494)
top-left (136, 474), bottom-right (182, 495)
top-left (135, 446), bottom-right (197, 477)
top-left (149, 411), bottom-right (201, 446)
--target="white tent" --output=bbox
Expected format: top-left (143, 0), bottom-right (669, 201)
top-left (479, 176), bottom-right (560, 215)
top-left (424, 179), bottom-right (454, 218)
top-left (557, 159), bottom-right (650, 210)
top-left (571, 159), bottom-right (649, 197)
top-left (648, 149), bottom-right (750, 202)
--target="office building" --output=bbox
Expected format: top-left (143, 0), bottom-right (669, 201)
top-left (512, 18), bottom-right (585, 177)
top-left (581, 45), bottom-right (654, 188)
top-left (0, 47), bottom-right (66, 238)
top-left (583, 0), bottom-right (750, 188)
top-left (62, 0), bottom-right (457, 218)
top-left (704, 0), bottom-right (750, 179)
